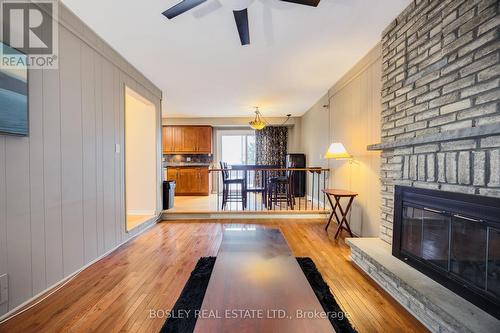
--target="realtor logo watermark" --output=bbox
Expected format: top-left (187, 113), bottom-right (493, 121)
top-left (0, 0), bottom-right (58, 69)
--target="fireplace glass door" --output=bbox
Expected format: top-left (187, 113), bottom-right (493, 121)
top-left (394, 186), bottom-right (500, 319)
top-left (401, 203), bottom-right (499, 301)
top-left (450, 215), bottom-right (487, 290)
top-left (401, 206), bottom-right (450, 270)
top-left (488, 228), bottom-right (500, 298)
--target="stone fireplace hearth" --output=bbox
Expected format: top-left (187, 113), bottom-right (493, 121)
top-left (347, 0), bottom-right (500, 332)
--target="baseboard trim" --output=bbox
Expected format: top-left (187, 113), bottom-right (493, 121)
top-left (0, 216), bottom-right (160, 324)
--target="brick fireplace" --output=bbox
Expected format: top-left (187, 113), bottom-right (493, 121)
top-left (348, 0), bottom-right (500, 331)
top-left (373, 0), bottom-right (500, 245)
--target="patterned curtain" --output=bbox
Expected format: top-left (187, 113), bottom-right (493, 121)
top-left (255, 126), bottom-right (288, 167)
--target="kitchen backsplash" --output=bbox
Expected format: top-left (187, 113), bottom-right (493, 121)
top-left (163, 154), bottom-right (213, 166)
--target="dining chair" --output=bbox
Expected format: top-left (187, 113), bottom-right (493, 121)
top-left (220, 162), bottom-right (247, 210)
top-left (267, 161), bottom-right (296, 210)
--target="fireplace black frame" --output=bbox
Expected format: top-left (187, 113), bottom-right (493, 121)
top-left (393, 186), bottom-right (500, 319)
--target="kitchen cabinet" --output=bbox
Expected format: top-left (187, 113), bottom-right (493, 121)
top-left (162, 126), bottom-right (212, 154)
top-left (166, 166), bottom-right (209, 196)
top-left (196, 127), bottom-right (212, 153)
top-left (162, 127), bottom-right (173, 153)
top-left (162, 126), bottom-right (183, 154)
top-left (180, 127), bottom-right (198, 153)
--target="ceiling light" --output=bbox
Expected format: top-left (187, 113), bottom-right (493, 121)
top-left (249, 107), bottom-right (267, 130)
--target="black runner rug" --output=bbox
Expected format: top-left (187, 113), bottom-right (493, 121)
top-left (160, 257), bottom-right (357, 333)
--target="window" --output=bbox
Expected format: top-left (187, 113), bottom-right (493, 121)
top-left (220, 132), bottom-right (256, 165)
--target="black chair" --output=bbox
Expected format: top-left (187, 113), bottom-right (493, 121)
top-left (220, 162), bottom-right (247, 210)
top-left (244, 168), bottom-right (269, 209)
top-left (267, 162), bottom-right (296, 210)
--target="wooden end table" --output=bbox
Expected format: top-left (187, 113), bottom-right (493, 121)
top-left (322, 189), bottom-right (358, 239)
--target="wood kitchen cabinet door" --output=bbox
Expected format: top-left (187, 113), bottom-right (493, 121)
top-left (172, 127), bottom-right (183, 152)
top-left (177, 168), bottom-right (196, 194)
top-left (197, 127), bottom-right (212, 154)
top-left (163, 126), bottom-right (183, 153)
top-left (166, 168), bottom-right (183, 194)
top-left (170, 167), bottom-right (209, 196)
top-left (162, 127), bottom-right (174, 153)
top-left (166, 168), bottom-right (177, 181)
top-left (180, 127), bottom-right (198, 152)
top-left (197, 168), bottom-right (209, 195)
top-left (163, 126), bottom-right (212, 154)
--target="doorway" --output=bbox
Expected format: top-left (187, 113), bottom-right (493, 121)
top-left (125, 87), bottom-right (157, 231)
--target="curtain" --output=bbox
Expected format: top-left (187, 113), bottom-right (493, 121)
top-left (255, 126), bottom-right (288, 167)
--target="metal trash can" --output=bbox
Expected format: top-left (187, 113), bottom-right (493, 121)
top-left (163, 180), bottom-right (176, 210)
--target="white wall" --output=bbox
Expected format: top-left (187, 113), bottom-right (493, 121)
top-left (300, 94), bottom-right (330, 167)
top-left (301, 44), bottom-right (382, 237)
top-left (0, 3), bottom-right (162, 317)
top-left (125, 89), bottom-right (158, 216)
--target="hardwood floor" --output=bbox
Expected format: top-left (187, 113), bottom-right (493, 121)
top-left (0, 220), bottom-right (428, 332)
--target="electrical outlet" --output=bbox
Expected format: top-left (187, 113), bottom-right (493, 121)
top-left (186, 157), bottom-right (191, 162)
top-left (115, 144), bottom-right (121, 154)
top-left (0, 274), bottom-right (8, 304)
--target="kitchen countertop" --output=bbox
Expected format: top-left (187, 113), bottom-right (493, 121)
top-left (164, 163), bottom-right (211, 167)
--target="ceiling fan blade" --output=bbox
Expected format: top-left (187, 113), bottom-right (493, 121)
top-left (280, 0), bottom-right (320, 7)
top-left (162, 0), bottom-right (208, 19)
top-left (233, 8), bottom-right (250, 45)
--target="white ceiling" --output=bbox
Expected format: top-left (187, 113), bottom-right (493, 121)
top-left (61, 0), bottom-right (411, 118)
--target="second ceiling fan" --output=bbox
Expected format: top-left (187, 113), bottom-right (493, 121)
top-left (162, 0), bottom-right (321, 45)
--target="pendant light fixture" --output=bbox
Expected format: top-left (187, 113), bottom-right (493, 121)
top-left (248, 107), bottom-right (292, 130)
top-left (249, 107), bottom-right (267, 130)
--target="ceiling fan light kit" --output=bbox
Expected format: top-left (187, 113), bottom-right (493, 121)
top-left (162, 0), bottom-right (321, 45)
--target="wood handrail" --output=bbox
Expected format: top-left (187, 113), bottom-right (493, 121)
top-left (209, 167), bottom-right (329, 172)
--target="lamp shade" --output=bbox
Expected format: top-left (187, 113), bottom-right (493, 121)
top-left (325, 142), bottom-right (351, 159)
top-left (249, 118), bottom-right (266, 130)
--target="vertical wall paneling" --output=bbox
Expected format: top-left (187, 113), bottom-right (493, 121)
top-left (42, 45), bottom-right (63, 287)
top-left (5, 136), bottom-right (31, 308)
top-left (81, 44), bottom-right (98, 263)
top-left (28, 68), bottom-right (46, 294)
top-left (328, 48), bottom-right (382, 237)
top-left (0, 2), bottom-right (162, 317)
top-left (59, 27), bottom-right (85, 276)
top-left (301, 45), bottom-right (382, 237)
top-left (94, 52), bottom-right (105, 255)
top-left (368, 62), bottom-right (382, 237)
top-left (0, 137), bottom-right (7, 315)
top-left (101, 58), bottom-right (116, 252)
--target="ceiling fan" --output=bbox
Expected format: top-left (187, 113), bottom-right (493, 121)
top-left (162, 0), bottom-right (321, 45)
